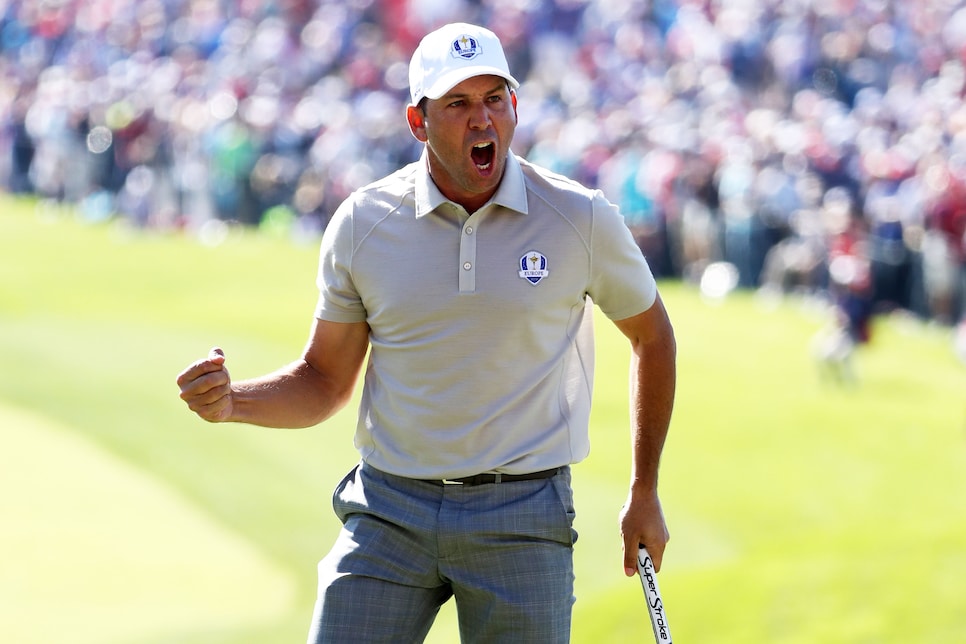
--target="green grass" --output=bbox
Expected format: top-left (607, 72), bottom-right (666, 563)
top-left (2, 195), bottom-right (965, 643)
top-left (1, 405), bottom-right (295, 644)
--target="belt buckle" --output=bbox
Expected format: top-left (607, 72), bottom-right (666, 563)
top-left (441, 478), bottom-right (464, 485)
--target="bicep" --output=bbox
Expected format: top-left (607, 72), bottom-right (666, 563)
top-left (302, 317), bottom-right (370, 397)
top-left (612, 293), bottom-right (675, 352)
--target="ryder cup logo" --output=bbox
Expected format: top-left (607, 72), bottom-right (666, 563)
top-left (451, 34), bottom-right (482, 60)
top-left (519, 251), bottom-right (549, 285)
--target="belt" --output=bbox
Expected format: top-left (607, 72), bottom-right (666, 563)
top-left (422, 467), bottom-right (562, 486)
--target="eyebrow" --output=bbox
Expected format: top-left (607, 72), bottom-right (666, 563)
top-left (440, 81), bottom-right (508, 101)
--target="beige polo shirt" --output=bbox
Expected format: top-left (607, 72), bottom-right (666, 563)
top-left (315, 151), bottom-right (657, 479)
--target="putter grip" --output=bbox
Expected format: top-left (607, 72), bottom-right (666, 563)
top-left (638, 546), bottom-right (672, 643)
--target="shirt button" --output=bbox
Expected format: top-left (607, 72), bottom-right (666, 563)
top-left (464, 226), bottom-right (473, 235)
top-left (463, 262), bottom-right (472, 270)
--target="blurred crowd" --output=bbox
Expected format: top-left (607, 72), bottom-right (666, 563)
top-left (2, 0), bottom-right (966, 330)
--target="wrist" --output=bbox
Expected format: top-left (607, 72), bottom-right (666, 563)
top-left (628, 475), bottom-right (659, 495)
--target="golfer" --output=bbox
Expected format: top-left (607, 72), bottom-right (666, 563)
top-left (177, 22), bottom-right (676, 643)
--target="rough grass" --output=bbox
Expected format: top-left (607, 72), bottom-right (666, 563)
top-left (2, 196), bottom-right (965, 643)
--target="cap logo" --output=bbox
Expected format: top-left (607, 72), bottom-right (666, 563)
top-left (451, 34), bottom-right (482, 60)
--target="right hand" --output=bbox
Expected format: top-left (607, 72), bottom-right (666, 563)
top-left (176, 347), bottom-right (234, 422)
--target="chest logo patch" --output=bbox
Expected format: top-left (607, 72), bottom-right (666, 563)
top-left (518, 251), bottom-right (549, 285)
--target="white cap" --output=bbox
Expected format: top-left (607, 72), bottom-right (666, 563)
top-left (409, 23), bottom-right (520, 105)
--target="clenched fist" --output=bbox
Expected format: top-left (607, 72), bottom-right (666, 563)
top-left (176, 347), bottom-right (234, 422)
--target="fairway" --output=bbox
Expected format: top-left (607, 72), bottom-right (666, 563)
top-left (2, 196), bottom-right (965, 642)
top-left (0, 404), bottom-right (295, 644)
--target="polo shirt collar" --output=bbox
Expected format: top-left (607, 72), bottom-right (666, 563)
top-left (414, 149), bottom-right (529, 217)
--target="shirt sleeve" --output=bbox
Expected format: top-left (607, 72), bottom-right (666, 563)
top-left (314, 201), bottom-right (369, 323)
top-left (587, 190), bottom-right (658, 321)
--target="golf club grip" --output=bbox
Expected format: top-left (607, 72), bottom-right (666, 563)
top-left (638, 546), bottom-right (672, 643)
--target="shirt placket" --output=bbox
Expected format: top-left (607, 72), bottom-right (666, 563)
top-left (459, 214), bottom-right (478, 293)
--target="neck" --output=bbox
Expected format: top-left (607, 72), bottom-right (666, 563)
top-left (426, 165), bottom-right (500, 215)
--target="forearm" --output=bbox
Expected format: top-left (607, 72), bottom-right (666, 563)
top-left (229, 358), bottom-right (354, 428)
top-left (628, 336), bottom-right (676, 491)
top-left (619, 324), bottom-right (676, 573)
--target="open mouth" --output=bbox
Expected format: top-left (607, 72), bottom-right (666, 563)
top-left (471, 142), bottom-right (495, 171)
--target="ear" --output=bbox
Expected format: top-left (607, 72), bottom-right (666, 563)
top-left (511, 90), bottom-right (518, 124)
top-left (407, 104), bottom-right (428, 142)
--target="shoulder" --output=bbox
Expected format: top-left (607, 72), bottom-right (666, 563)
top-left (517, 156), bottom-right (599, 205)
top-left (339, 162), bottom-right (419, 219)
top-left (516, 156), bottom-right (618, 227)
top-left (322, 162), bottom-right (419, 251)
top-left (516, 156), bottom-right (622, 233)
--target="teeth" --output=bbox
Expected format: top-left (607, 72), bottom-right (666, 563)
top-left (472, 142), bottom-right (492, 170)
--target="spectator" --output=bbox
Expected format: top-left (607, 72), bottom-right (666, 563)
top-left (2, 0), bottom-right (966, 326)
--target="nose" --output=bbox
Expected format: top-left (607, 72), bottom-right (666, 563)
top-left (468, 101), bottom-right (491, 130)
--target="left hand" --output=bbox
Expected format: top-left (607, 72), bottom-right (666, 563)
top-left (619, 486), bottom-right (669, 576)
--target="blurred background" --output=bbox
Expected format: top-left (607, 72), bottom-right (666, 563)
top-left (3, 0), bottom-right (966, 642)
top-left (2, 0), bottom-right (965, 331)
